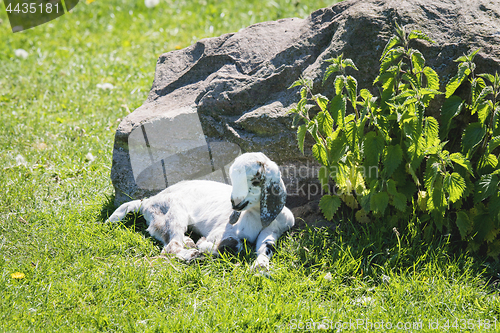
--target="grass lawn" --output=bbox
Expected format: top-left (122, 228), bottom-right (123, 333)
top-left (1, 0), bottom-right (499, 331)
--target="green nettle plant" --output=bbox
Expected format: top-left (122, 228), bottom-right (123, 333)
top-left (289, 24), bottom-right (500, 257)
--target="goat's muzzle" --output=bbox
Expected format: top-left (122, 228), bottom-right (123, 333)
top-left (231, 198), bottom-right (249, 211)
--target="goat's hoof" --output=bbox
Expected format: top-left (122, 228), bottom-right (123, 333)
top-left (218, 237), bottom-right (241, 254)
top-left (179, 249), bottom-right (201, 263)
top-left (183, 236), bottom-right (197, 249)
top-left (251, 255), bottom-right (270, 271)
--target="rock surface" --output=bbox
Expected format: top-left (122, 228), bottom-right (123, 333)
top-left (111, 0), bottom-right (500, 221)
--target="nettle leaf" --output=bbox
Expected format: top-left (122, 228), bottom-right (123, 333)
top-left (330, 94), bottom-right (347, 129)
top-left (320, 195), bottom-right (342, 220)
top-left (489, 192), bottom-right (500, 222)
top-left (387, 179), bottom-right (398, 196)
top-left (315, 94), bottom-right (329, 112)
top-left (341, 193), bottom-right (359, 209)
top-left (334, 75), bottom-right (345, 95)
top-left (297, 98), bottom-right (307, 115)
top-left (424, 160), bottom-right (440, 191)
top-left (476, 86), bottom-right (494, 108)
top-left (440, 96), bottom-right (464, 138)
top-left (380, 35), bottom-right (401, 61)
top-left (454, 55), bottom-right (469, 63)
top-left (411, 50), bottom-right (425, 73)
top-left (466, 48), bottom-right (481, 62)
top-left (449, 152), bottom-right (473, 175)
top-left (334, 164), bottom-right (347, 189)
top-left (424, 116), bottom-right (439, 148)
top-left (343, 58), bottom-right (359, 71)
top-left (402, 118), bottom-right (416, 141)
top-left (445, 63), bottom-right (471, 98)
top-left (355, 209), bottom-right (370, 223)
top-left (382, 75), bottom-right (396, 92)
top-left (300, 87), bottom-right (307, 99)
top-left (359, 88), bottom-right (373, 101)
top-left (318, 166), bottom-right (330, 190)
top-left (307, 119), bottom-right (321, 144)
top-left (443, 172), bottom-right (466, 203)
top-left (487, 135), bottom-right (500, 154)
top-left (423, 67), bottom-right (439, 91)
top-left (289, 76), bottom-right (312, 90)
top-left (402, 73), bottom-right (419, 90)
top-left (380, 47), bottom-right (405, 73)
top-left (408, 30), bottom-right (435, 44)
top-left (471, 78), bottom-right (488, 109)
top-left (420, 88), bottom-right (442, 96)
top-left (477, 101), bottom-right (492, 124)
top-left (328, 133), bottom-right (348, 163)
top-left (478, 73), bottom-right (496, 85)
top-left (462, 122), bottom-right (486, 156)
top-left (288, 79), bottom-right (303, 89)
top-left (383, 144), bottom-right (403, 178)
top-left (494, 105), bottom-right (500, 136)
top-left (456, 211), bottom-right (472, 239)
top-left (488, 240), bottom-right (500, 259)
top-left (363, 131), bottom-right (385, 171)
top-left (316, 111), bottom-right (333, 137)
top-left (297, 124), bottom-right (307, 154)
top-left (394, 90), bottom-right (415, 102)
top-left (359, 191), bottom-right (372, 212)
top-left (395, 21), bottom-right (406, 40)
top-left (477, 154), bottom-right (498, 175)
top-left (370, 191), bottom-right (389, 215)
top-left (392, 192), bottom-right (407, 212)
top-left (323, 63), bottom-right (341, 84)
top-left (312, 143), bottom-right (329, 166)
top-left (428, 181), bottom-right (446, 215)
top-left (345, 76), bottom-right (358, 109)
top-left (472, 203), bottom-right (494, 243)
top-left (474, 173), bottom-right (500, 203)
top-left (291, 113), bottom-right (302, 128)
top-left (482, 228), bottom-right (500, 247)
top-left (345, 118), bottom-right (358, 151)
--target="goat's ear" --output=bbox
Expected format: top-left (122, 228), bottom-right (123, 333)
top-left (260, 167), bottom-right (286, 227)
top-left (229, 164), bottom-right (249, 203)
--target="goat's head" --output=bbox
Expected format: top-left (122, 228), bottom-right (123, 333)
top-left (229, 152), bottom-right (287, 227)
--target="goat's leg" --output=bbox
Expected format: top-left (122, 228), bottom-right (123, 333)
top-left (252, 229), bottom-right (280, 271)
top-left (252, 208), bottom-right (294, 270)
top-left (196, 237), bottom-right (219, 256)
top-left (183, 236), bottom-right (197, 249)
top-left (145, 208), bottom-right (200, 262)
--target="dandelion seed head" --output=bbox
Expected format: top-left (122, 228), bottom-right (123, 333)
top-left (144, 0), bottom-right (160, 8)
top-left (96, 83), bottom-right (114, 90)
top-left (14, 49), bottom-right (29, 59)
top-left (15, 154), bottom-right (27, 166)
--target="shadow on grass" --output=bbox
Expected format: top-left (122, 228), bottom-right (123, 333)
top-left (98, 195), bottom-right (500, 287)
top-left (99, 194), bottom-right (165, 250)
top-left (98, 194), bottom-right (258, 266)
top-left (285, 206), bottom-right (500, 290)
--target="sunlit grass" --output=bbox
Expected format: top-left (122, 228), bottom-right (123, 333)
top-left (1, 0), bottom-right (499, 331)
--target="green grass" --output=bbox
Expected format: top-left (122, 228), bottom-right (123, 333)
top-left (1, 0), bottom-right (500, 331)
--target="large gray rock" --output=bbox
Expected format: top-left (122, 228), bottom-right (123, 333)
top-left (111, 0), bottom-right (500, 209)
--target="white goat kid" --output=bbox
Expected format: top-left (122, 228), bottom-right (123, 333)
top-left (107, 152), bottom-right (294, 270)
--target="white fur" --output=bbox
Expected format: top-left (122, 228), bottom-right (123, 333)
top-left (107, 152), bottom-right (294, 270)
